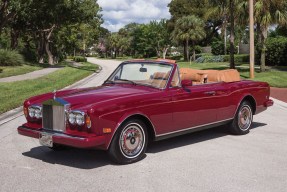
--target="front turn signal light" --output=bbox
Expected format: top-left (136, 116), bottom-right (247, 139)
top-left (23, 107), bottom-right (28, 118)
top-left (103, 128), bottom-right (112, 134)
top-left (86, 115), bottom-right (91, 129)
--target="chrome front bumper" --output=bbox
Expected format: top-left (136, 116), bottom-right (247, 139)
top-left (18, 126), bottom-right (106, 149)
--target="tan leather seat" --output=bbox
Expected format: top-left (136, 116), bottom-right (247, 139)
top-left (149, 71), bottom-right (170, 88)
top-left (179, 68), bottom-right (240, 84)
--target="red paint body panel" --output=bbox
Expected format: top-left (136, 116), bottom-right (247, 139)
top-left (18, 61), bottom-right (273, 150)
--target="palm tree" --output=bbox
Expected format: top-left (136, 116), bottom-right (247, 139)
top-left (171, 15), bottom-right (206, 61)
top-left (207, 0), bottom-right (236, 69)
top-left (109, 33), bottom-right (120, 58)
top-left (254, 0), bottom-right (287, 71)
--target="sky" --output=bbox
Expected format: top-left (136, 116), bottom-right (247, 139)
top-left (98, 0), bottom-right (171, 32)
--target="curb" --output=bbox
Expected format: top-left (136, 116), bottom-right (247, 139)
top-left (270, 97), bottom-right (287, 109)
top-left (0, 64), bottom-right (102, 126)
top-left (0, 106), bottom-right (23, 125)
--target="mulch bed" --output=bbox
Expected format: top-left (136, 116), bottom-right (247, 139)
top-left (270, 87), bottom-right (287, 103)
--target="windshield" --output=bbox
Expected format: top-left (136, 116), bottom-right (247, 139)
top-left (106, 62), bottom-right (173, 89)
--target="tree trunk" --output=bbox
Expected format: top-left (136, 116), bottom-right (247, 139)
top-left (10, 28), bottom-right (19, 50)
top-left (185, 39), bottom-right (189, 61)
top-left (156, 48), bottom-right (161, 58)
top-left (183, 42), bottom-right (187, 61)
top-left (162, 47), bottom-right (168, 59)
top-left (229, 0), bottom-right (235, 69)
top-left (44, 25), bottom-right (56, 65)
top-left (0, 0), bottom-right (16, 34)
top-left (37, 33), bottom-right (45, 64)
top-left (45, 41), bottom-right (54, 65)
top-left (256, 23), bottom-right (262, 65)
top-left (192, 41), bottom-right (196, 61)
top-left (260, 27), bottom-right (268, 72)
top-left (223, 15), bottom-right (228, 55)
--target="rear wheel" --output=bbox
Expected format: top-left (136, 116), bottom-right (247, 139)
top-left (229, 101), bottom-right (253, 135)
top-left (108, 119), bottom-right (148, 164)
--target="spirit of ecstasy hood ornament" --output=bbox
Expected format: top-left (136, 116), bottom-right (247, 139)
top-left (53, 89), bottom-right (57, 100)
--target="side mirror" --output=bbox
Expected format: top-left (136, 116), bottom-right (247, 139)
top-left (181, 79), bottom-right (192, 87)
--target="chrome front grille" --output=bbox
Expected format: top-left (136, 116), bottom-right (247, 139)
top-left (42, 98), bottom-right (69, 132)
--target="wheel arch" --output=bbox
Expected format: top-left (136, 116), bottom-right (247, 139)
top-left (243, 95), bottom-right (256, 114)
top-left (239, 95), bottom-right (257, 115)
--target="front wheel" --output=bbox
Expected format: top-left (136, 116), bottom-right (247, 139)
top-left (229, 101), bottom-right (253, 135)
top-left (108, 119), bottom-right (148, 164)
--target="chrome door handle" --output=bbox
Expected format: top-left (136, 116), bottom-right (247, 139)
top-left (204, 91), bottom-right (216, 96)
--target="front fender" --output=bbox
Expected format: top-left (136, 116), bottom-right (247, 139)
top-left (98, 109), bottom-right (152, 150)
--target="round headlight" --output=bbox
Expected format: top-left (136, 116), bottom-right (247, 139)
top-left (68, 113), bottom-right (76, 124)
top-left (34, 108), bottom-right (42, 119)
top-left (76, 114), bottom-right (85, 126)
top-left (28, 107), bottom-right (35, 118)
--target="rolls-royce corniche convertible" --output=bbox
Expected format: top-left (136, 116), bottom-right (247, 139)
top-left (18, 59), bottom-right (273, 164)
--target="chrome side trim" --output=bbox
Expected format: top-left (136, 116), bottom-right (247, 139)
top-left (156, 118), bottom-right (233, 137)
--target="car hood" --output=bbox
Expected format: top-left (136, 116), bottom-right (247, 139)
top-left (57, 85), bottom-right (156, 109)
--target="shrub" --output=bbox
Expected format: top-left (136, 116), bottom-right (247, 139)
top-left (222, 54), bottom-right (249, 63)
top-left (211, 41), bottom-right (230, 55)
top-left (265, 36), bottom-right (287, 66)
top-left (73, 56), bottom-right (87, 62)
top-left (0, 68), bottom-right (3, 73)
top-left (190, 45), bottom-right (202, 54)
top-left (195, 55), bottom-right (224, 63)
top-left (195, 53), bottom-right (212, 59)
top-left (166, 55), bottom-right (182, 60)
top-left (0, 49), bottom-right (24, 66)
top-left (20, 48), bottom-right (37, 62)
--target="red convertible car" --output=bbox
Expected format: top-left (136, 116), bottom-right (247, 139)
top-left (18, 59), bottom-right (273, 164)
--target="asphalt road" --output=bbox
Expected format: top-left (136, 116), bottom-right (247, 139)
top-left (0, 58), bottom-right (286, 192)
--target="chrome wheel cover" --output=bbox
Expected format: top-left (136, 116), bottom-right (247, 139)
top-left (238, 105), bottom-right (252, 131)
top-left (119, 123), bottom-right (145, 158)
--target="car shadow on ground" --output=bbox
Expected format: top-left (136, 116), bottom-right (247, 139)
top-left (22, 122), bottom-right (266, 169)
top-left (22, 147), bottom-right (111, 169)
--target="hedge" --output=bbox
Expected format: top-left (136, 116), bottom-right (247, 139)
top-left (211, 41), bottom-right (230, 55)
top-left (0, 49), bottom-right (24, 66)
top-left (265, 36), bottom-right (287, 66)
top-left (222, 54), bottom-right (249, 63)
top-left (166, 55), bottom-right (182, 60)
top-left (73, 56), bottom-right (87, 62)
top-left (196, 54), bottom-right (249, 63)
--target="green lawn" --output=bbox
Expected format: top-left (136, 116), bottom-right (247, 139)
top-left (177, 61), bottom-right (287, 88)
top-left (0, 62), bottom-right (98, 114)
top-left (0, 64), bottom-right (42, 78)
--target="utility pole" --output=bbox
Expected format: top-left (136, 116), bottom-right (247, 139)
top-left (249, 0), bottom-right (255, 78)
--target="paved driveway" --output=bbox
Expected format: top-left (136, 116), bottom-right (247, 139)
top-left (0, 58), bottom-right (286, 192)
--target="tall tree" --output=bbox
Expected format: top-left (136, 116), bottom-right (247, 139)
top-left (229, 0), bottom-right (235, 69)
top-left (254, 0), bottom-right (287, 71)
top-left (0, 0), bottom-right (22, 34)
top-left (12, 0), bottom-right (102, 64)
top-left (168, 0), bottom-right (221, 46)
top-left (147, 20), bottom-right (170, 59)
top-left (171, 15), bottom-right (206, 61)
top-left (208, 0), bottom-right (236, 69)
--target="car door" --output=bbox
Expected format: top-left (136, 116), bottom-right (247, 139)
top-left (170, 83), bottom-right (221, 132)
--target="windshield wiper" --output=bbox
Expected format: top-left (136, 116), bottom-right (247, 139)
top-left (116, 78), bottom-right (136, 85)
